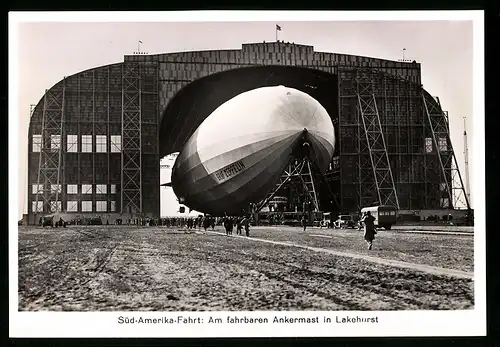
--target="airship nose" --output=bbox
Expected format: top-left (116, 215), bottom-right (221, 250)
top-left (280, 88), bottom-right (325, 133)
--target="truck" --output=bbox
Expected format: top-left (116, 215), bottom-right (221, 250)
top-left (360, 205), bottom-right (398, 230)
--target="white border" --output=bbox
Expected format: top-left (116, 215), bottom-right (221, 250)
top-left (9, 10), bottom-right (486, 338)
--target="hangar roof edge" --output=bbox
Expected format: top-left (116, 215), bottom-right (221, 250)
top-left (123, 42), bottom-right (419, 66)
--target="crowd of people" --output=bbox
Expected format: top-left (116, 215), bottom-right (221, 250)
top-left (221, 215), bottom-right (251, 237)
top-left (121, 215), bottom-right (253, 237)
top-left (40, 210), bottom-right (379, 249)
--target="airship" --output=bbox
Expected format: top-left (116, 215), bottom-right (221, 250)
top-left (171, 85), bottom-right (335, 215)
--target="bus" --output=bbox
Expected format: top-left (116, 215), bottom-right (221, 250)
top-left (360, 205), bottom-right (398, 230)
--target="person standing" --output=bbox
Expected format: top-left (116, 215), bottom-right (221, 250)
top-left (236, 218), bottom-right (243, 235)
top-left (223, 216), bottom-right (228, 235)
top-left (228, 217), bottom-right (234, 235)
top-left (358, 212), bottom-right (364, 231)
top-left (203, 216), bottom-right (210, 231)
top-left (361, 211), bottom-right (376, 250)
top-left (301, 216), bottom-right (307, 231)
top-left (224, 216), bottom-right (233, 236)
top-left (242, 216), bottom-right (250, 237)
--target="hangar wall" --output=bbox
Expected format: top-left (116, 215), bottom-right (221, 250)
top-left (27, 41), bottom-right (467, 223)
top-left (28, 62), bottom-right (160, 223)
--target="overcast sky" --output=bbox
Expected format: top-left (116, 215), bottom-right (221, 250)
top-left (13, 17), bottom-right (479, 217)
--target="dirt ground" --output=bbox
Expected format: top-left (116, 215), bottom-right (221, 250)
top-left (244, 226), bottom-right (474, 273)
top-left (18, 225), bottom-right (474, 311)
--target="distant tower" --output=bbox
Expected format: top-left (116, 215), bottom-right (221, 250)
top-left (463, 117), bottom-right (471, 204)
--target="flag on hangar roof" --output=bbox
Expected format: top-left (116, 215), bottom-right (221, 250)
top-left (276, 24), bottom-right (281, 31)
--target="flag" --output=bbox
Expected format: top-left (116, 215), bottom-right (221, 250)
top-left (139, 40), bottom-right (143, 43)
top-left (276, 24), bottom-right (281, 31)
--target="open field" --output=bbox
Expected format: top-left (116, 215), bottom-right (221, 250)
top-left (242, 226), bottom-right (474, 273)
top-left (18, 225), bottom-right (474, 311)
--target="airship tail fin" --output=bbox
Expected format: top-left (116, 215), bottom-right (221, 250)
top-left (160, 182), bottom-right (173, 187)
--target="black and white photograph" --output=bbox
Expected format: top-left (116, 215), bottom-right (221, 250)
top-left (9, 11), bottom-right (485, 338)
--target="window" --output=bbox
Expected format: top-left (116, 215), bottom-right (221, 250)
top-left (111, 135), bottom-right (121, 152)
top-left (82, 135), bottom-right (92, 153)
top-left (438, 137), bottom-right (447, 152)
top-left (110, 184), bottom-right (116, 194)
top-left (32, 184), bottom-right (42, 194)
top-left (67, 201), bottom-right (78, 212)
top-left (50, 201), bottom-right (61, 212)
top-left (51, 135), bottom-right (61, 150)
top-left (110, 201), bottom-right (116, 212)
top-left (67, 184), bottom-right (78, 194)
top-left (82, 184), bottom-right (92, 194)
top-left (96, 184), bottom-right (107, 194)
top-left (33, 134), bottom-right (42, 152)
top-left (32, 201), bottom-right (43, 213)
top-left (51, 184), bottom-right (61, 193)
top-left (67, 135), bottom-right (78, 152)
top-left (425, 138), bottom-right (433, 153)
top-left (96, 135), bottom-right (107, 153)
top-left (96, 201), bottom-right (107, 212)
top-left (82, 201), bottom-right (92, 212)
top-left (332, 157), bottom-right (340, 169)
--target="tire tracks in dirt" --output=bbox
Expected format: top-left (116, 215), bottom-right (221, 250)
top-left (205, 236), bottom-right (473, 310)
top-left (240, 253), bottom-right (432, 309)
top-left (22, 229), bottom-right (121, 309)
top-left (196, 246), bottom-right (367, 310)
top-left (240, 251), bottom-right (419, 310)
top-left (69, 227), bottom-right (112, 240)
top-left (206, 231), bottom-right (473, 280)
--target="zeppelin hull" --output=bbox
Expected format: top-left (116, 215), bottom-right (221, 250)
top-left (171, 86), bottom-right (335, 215)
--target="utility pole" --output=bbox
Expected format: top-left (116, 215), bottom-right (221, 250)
top-left (463, 117), bottom-right (471, 205)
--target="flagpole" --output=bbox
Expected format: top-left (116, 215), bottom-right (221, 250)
top-left (275, 27), bottom-right (277, 42)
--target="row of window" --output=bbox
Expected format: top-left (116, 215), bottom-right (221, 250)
top-left (32, 201), bottom-right (116, 213)
top-left (425, 137), bottom-right (448, 153)
top-left (32, 184), bottom-right (117, 194)
top-left (32, 135), bottom-right (122, 153)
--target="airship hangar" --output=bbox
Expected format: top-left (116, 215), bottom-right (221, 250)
top-left (26, 41), bottom-right (471, 224)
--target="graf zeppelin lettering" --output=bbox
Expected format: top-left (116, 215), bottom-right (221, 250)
top-left (213, 160), bottom-right (246, 183)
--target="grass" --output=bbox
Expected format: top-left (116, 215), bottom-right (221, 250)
top-left (18, 225), bottom-right (474, 311)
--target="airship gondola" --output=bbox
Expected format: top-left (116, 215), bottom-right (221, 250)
top-left (171, 86), bottom-right (335, 215)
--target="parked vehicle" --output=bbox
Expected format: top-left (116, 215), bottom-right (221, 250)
top-left (320, 212), bottom-right (332, 228)
top-left (333, 215), bottom-right (356, 229)
top-left (41, 215), bottom-right (54, 227)
top-left (360, 205), bottom-right (398, 230)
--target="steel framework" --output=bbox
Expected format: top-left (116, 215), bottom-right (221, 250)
top-left (255, 157), bottom-right (320, 213)
top-left (422, 92), bottom-right (470, 210)
top-left (121, 62), bottom-right (142, 214)
top-left (356, 70), bottom-right (400, 209)
top-left (34, 79), bottom-right (66, 214)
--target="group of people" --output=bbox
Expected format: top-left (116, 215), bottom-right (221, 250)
top-left (185, 216), bottom-right (216, 231)
top-left (222, 215), bottom-right (251, 237)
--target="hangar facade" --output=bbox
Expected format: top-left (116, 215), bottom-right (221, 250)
top-left (26, 41), bottom-right (469, 223)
